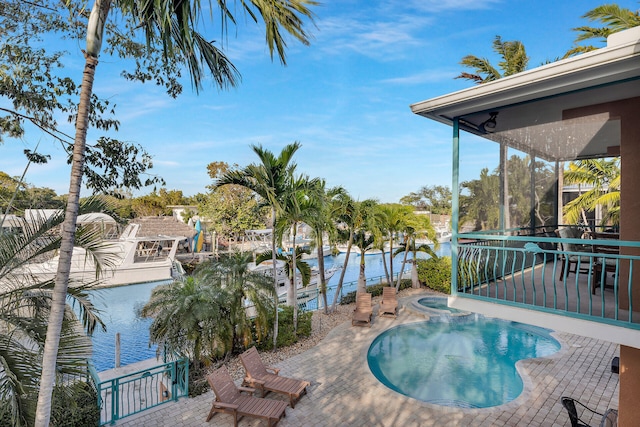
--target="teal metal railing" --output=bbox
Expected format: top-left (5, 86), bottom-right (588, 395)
top-left (455, 230), bottom-right (640, 329)
top-left (89, 357), bottom-right (189, 425)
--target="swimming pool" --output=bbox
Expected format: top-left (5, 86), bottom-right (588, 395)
top-left (367, 314), bottom-right (560, 408)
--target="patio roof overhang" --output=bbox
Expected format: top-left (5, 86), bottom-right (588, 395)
top-left (410, 27), bottom-right (640, 162)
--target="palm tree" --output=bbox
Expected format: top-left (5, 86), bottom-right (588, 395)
top-left (273, 173), bottom-right (319, 331)
top-left (377, 204), bottom-right (413, 283)
top-left (329, 197), bottom-right (378, 309)
top-left (301, 182), bottom-right (344, 314)
top-left (256, 248), bottom-right (311, 334)
top-left (352, 229), bottom-right (377, 293)
top-left (1, 203), bottom-right (107, 426)
top-left (141, 252), bottom-right (274, 364)
top-left (456, 35), bottom-right (529, 84)
top-left (38, 1), bottom-right (317, 424)
top-left (563, 159), bottom-right (620, 227)
top-left (393, 213), bottom-right (439, 291)
top-left (456, 36), bottom-right (529, 232)
top-left (568, 3), bottom-right (640, 55)
top-left (214, 142), bottom-right (301, 349)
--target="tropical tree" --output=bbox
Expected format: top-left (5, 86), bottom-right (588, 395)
top-left (352, 229), bottom-right (377, 294)
top-left (568, 3), bottom-right (640, 56)
top-left (0, 201), bottom-right (108, 426)
top-left (377, 204), bottom-right (413, 283)
top-left (460, 168), bottom-right (501, 231)
top-left (36, 1), bottom-right (317, 424)
top-left (329, 198), bottom-right (378, 304)
top-left (304, 183), bottom-right (345, 314)
top-left (256, 248), bottom-right (311, 334)
top-left (141, 252), bottom-right (275, 364)
top-left (393, 213), bottom-right (438, 291)
top-left (201, 162), bottom-right (267, 246)
top-left (399, 185), bottom-right (452, 215)
top-left (456, 35), bottom-right (529, 84)
top-left (273, 173), bottom-right (319, 331)
top-left (214, 142), bottom-right (302, 349)
top-left (563, 158), bottom-right (620, 226)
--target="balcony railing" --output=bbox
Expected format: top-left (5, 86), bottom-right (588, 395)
top-left (455, 228), bottom-right (640, 330)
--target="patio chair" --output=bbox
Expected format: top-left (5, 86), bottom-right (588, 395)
top-left (590, 232), bottom-right (620, 295)
top-left (239, 346), bottom-right (310, 408)
top-left (352, 292), bottom-right (373, 327)
top-left (379, 286), bottom-right (398, 318)
top-left (555, 227), bottom-right (592, 279)
top-left (561, 396), bottom-right (618, 427)
top-left (205, 366), bottom-right (288, 427)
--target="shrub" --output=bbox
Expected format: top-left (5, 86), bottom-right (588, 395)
top-left (188, 360), bottom-right (210, 397)
top-left (256, 305), bottom-right (312, 350)
top-left (416, 256), bottom-right (452, 294)
top-left (50, 382), bottom-right (100, 427)
top-left (0, 381), bottom-right (100, 427)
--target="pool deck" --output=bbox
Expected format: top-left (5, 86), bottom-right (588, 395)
top-left (116, 289), bottom-right (619, 427)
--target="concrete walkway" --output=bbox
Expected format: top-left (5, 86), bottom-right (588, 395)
top-left (117, 291), bottom-right (619, 427)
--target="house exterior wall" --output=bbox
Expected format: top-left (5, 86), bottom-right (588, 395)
top-left (563, 96), bottom-right (640, 427)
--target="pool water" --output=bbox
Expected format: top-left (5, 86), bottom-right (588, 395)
top-left (367, 316), bottom-right (560, 408)
top-left (417, 297), bottom-right (463, 313)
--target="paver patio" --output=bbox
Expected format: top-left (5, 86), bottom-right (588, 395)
top-left (116, 291), bottom-right (619, 427)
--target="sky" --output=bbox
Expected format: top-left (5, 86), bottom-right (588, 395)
top-left (2, 0), bottom-right (637, 203)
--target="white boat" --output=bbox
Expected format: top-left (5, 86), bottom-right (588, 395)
top-left (336, 242), bottom-right (392, 255)
top-left (21, 222), bottom-right (187, 287)
top-left (246, 259), bottom-right (339, 300)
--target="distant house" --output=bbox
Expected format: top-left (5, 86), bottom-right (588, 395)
top-left (166, 205), bottom-right (198, 224)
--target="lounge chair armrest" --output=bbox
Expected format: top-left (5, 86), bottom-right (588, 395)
top-left (244, 377), bottom-right (266, 386)
top-left (238, 386), bottom-right (255, 395)
top-left (266, 367), bottom-right (280, 375)
top-left (213, 401), bottom-right (239, 410)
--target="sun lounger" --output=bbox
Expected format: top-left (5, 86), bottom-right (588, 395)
top-left (240, 346), bottom-right (310, 408)
top-left (352, 292), bottom-right (373, 327)
top-left (379, 286), bottom-right (398, 318)
top-left (205, 366), bottom-right (288, 426)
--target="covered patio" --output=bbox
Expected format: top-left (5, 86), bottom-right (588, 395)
top-left (411, 26), bottom-right (640, 425)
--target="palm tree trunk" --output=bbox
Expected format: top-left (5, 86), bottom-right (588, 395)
top-left (389, 236), bottom-right (394, 281)
top-left (380, 249), bottom-right (390, 285)
top-left (357, 253), bottom-right (367, 293)
top-left (35, 3), bottom-right (111, 424)
top-left (270, 207), bottom-right (279, 350)
top-left (396, 237), bottom-right (410, 291)
top-left (316, 235), bottom-right (329, 314)
top-left (290, 223), bottom-right (298, 334)
top-left (34, 53), bottom-right (102, 427)
top-left (330, 231), bottom-right (353, 311)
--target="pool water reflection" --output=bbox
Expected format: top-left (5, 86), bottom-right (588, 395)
top-left (367, 315), bottom-right (560, 408)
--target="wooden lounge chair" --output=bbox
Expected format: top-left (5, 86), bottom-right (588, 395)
top-left (379, 286), bottom-right (398, 318)
top-left (352, 292), bottom-right (373, 327)
top-left (240, 346), bottom-right (310, 408)
top-left (205, 366), bottom-right (288, 427)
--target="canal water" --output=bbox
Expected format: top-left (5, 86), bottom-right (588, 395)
top-left (89, 243), bottom-right (451, 371)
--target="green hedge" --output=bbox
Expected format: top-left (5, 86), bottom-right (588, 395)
top-left (255, 305), bottom-right (312, 350)
top-left (416, 256), bottom-right (451, 294)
